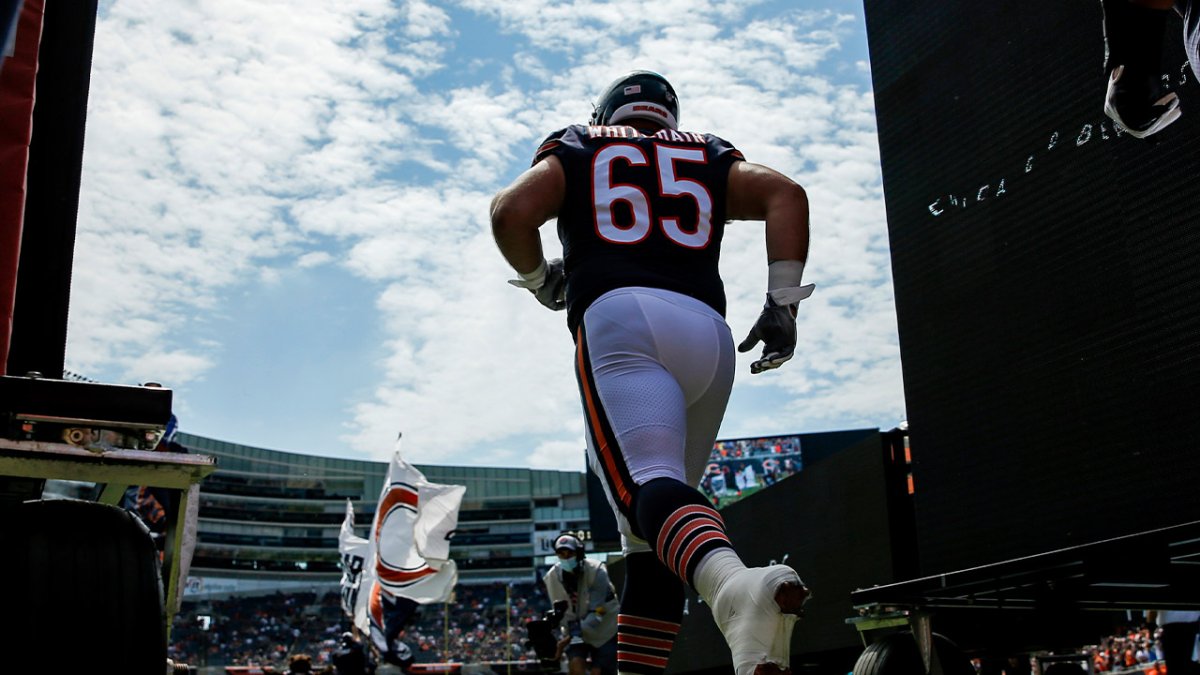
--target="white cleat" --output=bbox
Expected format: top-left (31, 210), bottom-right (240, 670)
top-left (708, 565), bottom-right (810, 675)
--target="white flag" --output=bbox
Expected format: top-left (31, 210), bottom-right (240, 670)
top-left (369, 444), bottom-right (465, 605)
top-left (415, 482), bottom-right (466, 562)
top-left (337, 499), bottom-right (373, 633)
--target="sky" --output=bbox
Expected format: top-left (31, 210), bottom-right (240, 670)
top-left (67, 0), bottom-right (905, 471)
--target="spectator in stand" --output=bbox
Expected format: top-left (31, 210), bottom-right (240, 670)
top-left (287, 653), bottom-right (314, 674)
top-left (332, 631), bottom-right (373, 675)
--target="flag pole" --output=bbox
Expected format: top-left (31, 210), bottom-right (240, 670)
top-left (506, 583), bottom-right (512, 675)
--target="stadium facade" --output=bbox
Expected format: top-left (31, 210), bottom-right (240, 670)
top-left (178, 432), bottom-right (594, 597)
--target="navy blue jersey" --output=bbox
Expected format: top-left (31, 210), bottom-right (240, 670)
top-left (533, 124), bottom-right (745, 335)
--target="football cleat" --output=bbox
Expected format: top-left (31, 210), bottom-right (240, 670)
top-left (708, 565), bottom-right (810, 675)
top-left (1104, 65), bottom-right (1181, 138)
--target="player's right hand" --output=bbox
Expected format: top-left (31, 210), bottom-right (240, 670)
top-left (508, 258), bottom-right (567, 311)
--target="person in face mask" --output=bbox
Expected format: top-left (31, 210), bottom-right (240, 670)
top-left (542, 534), bottom-right (620, 675)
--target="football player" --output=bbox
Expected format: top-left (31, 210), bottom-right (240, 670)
top-left (492, 71), bottom-right (813, 675)
top-left (1101, 0), bottom-right (1199, 137)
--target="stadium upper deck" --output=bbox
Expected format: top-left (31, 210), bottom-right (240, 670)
top-left (178, 432), bottom-right (593, 595)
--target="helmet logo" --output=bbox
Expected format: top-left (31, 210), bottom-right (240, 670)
top-left (623, 85), bottom-right (642, 95)
top-left (633, 104), bottom-right (667, 116)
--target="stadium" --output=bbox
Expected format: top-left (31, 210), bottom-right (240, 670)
top-left (2, 1), bottom-right (1200, 675)
top-left (168, 430), bottom-right (592, 670)
top-left (165, 428), bottom-right (868, 672)
top-left (178, 431), bottom-right (596, 589)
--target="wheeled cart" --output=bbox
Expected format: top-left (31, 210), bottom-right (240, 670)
top-left (847, 521), bottom-right (1200, 674)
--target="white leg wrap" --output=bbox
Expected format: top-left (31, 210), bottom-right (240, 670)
top-left (706, 565), bottom-right (806, 675)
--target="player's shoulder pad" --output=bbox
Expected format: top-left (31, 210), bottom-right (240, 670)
top-left (532, 125), bottom-right (589, 166)
top-left (704, 132), bottom-right (746, 162)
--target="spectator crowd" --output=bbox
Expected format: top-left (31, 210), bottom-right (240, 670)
top-left (169, 583), bottom-right (553, 670)
top-left (983, 620), bottom-right (1198, 674)
top-left (1085, 621), bottom-right (1192, 674)
top-left (168, 584), bottom-right (1199, 674)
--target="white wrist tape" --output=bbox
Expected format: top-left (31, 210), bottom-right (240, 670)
top-left (766, 260), bottom-right (814, 306)
top-left (511, 259), bottom-right (548, 290)
top-left (767, 260), bottom-right (805, 290)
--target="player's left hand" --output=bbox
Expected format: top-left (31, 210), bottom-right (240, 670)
top-left (738, 286), bottom-right (813, 374)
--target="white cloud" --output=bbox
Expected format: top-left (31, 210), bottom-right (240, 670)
top-left (297, 251), bottom-right (334, 268)
top-left (527, 440), bottom-right (589, 470)
top-left (68, 0), bottom-right (903, 470)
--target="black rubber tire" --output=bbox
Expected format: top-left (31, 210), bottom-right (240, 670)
top-left (854, 632), bottom-right (975, 675)
top-left (0, 499), bottom-right (167, 674)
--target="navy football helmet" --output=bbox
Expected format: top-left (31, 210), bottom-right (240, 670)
top-left (590, 70), bottom-right (680, 130)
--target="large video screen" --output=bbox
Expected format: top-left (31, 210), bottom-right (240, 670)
top-left (865, 1), bottom-right (1200, 573)
top-left (698, 434), bottom-right (803, 506)
top-left (588, 428), bottom-right (882, 548)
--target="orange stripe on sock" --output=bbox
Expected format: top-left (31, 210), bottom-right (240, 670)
top-left (675, 530), bottom-right (729, 580)
top-left (665, 518), bottom-right (722, 574)
top-left (618, 614), bottom-right (681, 633)
top-left (618, 634), bottom-right (675, 651)
top-left (618, 652), bottom-right (670, 668)
top-left (656, 505), bottom-right (724, 559)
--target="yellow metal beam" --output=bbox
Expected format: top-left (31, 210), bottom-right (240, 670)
top-left (0, 438), bottom-right (215, 488)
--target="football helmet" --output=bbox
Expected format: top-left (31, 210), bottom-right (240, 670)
top-left (590, 70), bottom-right (679, 130)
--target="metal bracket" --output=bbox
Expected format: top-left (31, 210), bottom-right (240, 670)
top-left (911, 612), bottom-right (944, 675)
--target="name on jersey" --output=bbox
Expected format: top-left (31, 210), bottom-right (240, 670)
top-left (587, 125), bottom-right (707, 144)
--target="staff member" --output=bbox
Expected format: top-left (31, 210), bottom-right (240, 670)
top-left (543, 534), bottom-right (619, 675)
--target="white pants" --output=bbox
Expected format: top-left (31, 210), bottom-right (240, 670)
top-left (574, 287), bottom-right (735, 554)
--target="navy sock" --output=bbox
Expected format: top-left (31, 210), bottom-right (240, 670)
top-left (633, 477), bottom-right (733, 587)
top-left (617, 551), bottom-right (684, 675)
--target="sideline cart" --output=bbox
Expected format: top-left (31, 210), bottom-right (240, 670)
top-left (848, 520), bottom-right (1200, 674)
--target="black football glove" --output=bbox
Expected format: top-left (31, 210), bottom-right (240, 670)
top-left (738, 295), bottom-right (797, 374)
top-left (508, 258), bottom-right (566, 311)
top-left (738, 284), bottom-right (813, 374)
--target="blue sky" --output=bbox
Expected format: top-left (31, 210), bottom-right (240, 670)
top-left (70, 0), bottom-right (903, 470)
